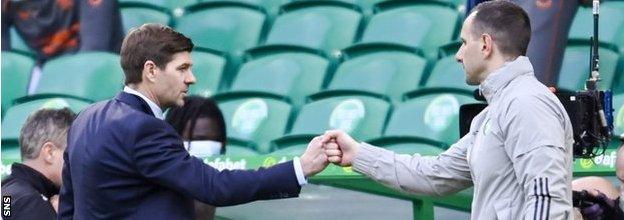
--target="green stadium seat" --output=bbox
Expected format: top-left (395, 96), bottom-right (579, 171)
top-left (614, 94), bottom-right (624, 136)
top-left (189, 49), bottom-right (229, 97)
top-left (174, 2), bottom-right (267, 55)
top-left (9, 28), bottom-right (34, 55)
top-left (272, 94), bottom-right (390, 152)
top-left (26, 52), bottom-right (123, 102)
top-left (215, 93), bottom-right (294, 154)
top-left (423, 55), bottom-right (477, 93)
top-left (118, 0), bottom-right (197, 11)
top-left (1, 98), bottom-right (91, 151)
top-left (265, 1), bottom-right (363, 54)
top-left (359, 1), bottom-right (460, 58)
top-left (2, 52), bottom-right (34, 117)
top-left (380, 88), bottom-right (478, 146)
top-left (120, 3), bottom-right (172, 34)
top-left (2, 146), bottom-right (21, 178)
top-left (227, 45), bottom-right (331, 105)
top-left (198, 0), bottom-right (290, 15)
top-left (335, 0), bottom-right (384, 14)
top-left (557, 41), bottom-right (620, 92)
top-left (316, 43), bottom-right (427, 102)
top-left (225, 145), bottom-right (261, 156)
top-left (568, 2), bottom-right (624, 53)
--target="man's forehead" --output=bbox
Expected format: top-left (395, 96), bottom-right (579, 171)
top-left (460, 12), bottom-right (477, 37)
top-left (171, 52), bottom-right (193, 65)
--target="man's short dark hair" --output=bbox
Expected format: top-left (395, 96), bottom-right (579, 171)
top-left (120, 23), bottom-right (194, 85)
top-left (19, 108), bottom-right (76, 160)
top-left (472, 1), bottom-right (531, 57)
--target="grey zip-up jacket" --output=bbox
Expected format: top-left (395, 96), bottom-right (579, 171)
top-left (352, 56), bottom-right (574, 219)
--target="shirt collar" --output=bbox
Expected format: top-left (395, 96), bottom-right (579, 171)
top-left (478, 56), bottom-right (534, 103)
top-left (123, 86), bottom-right (164, 120)
top-left (9, 163), bottom-right (59, 198)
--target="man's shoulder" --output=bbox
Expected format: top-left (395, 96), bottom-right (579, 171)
top-left (501, 75), bottom-right (558, 105)
top-left (1, 177), bottom-right (42, 203)
top-left (77, 98), bottom-right (163, 128)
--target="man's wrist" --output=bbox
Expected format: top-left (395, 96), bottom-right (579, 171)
top-left (293, 157), bottom-right (308, 185)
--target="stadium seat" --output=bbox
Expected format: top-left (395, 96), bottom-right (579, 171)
top-left (9, 28), bottom-right (33, 55)
top-left (265, 1), bottom-right (363, 54)
top-left (120, 3), bottom-right (172, 34)
top-left (2, 146), bottom-right (21, 167)
top-left (359, 0), bottom-right (460, 58)
top-left (335, 0), bottom-right (384, 14)
top-left (614, 94), bottom-right (624, 136)
top-left (423, 55), bottom-right (477, 93)
top-left (189, 48), bottom-right (229, 97)
top-left (272, 94), bottom-right (390, 152)
top-left (174, 2), bottom-right (267, 55)
top-left (215, 93), bottom-right (294, 154)
top-left (2, 52), bottom-right (34, 117)
top-left (227, 45), bottom-right (331, 105)
top-left (557, 41), bottom-right (620, 92)
top-left (568, 2), bottom-right (624, 53)
top-left (613, 70), bottom-right (624, 95)
top-left (118, 0), bottom-right (197, 11)
top-left (1, 98), bottom-right (91, 150)
top-left (198, 0), bottom-right (290, 15)
top-left (378, 88), bottom-right (478, 146)
top-left (25, 52), bottom-right (123, 103)
top-left (316, 43), bottom-right (427, 102)
top-left (225, 145), bottom-right (261, 157)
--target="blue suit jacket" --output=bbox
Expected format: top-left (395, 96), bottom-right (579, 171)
top-left (58, 92), bottom-right (301, 219)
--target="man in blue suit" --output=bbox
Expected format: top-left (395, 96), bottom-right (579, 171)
top-left (57, 24), bottom-right (330, 219)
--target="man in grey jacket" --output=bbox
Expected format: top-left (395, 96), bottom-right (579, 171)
top-left (323, 1), bottom-right (574, 219)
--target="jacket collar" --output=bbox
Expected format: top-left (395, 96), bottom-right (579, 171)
top-left (9, 163), bottom-right (59, 198)
top-left (114, 92), bottom-right (156, 117)
top-left (478, 56), bottom-right (534, 103)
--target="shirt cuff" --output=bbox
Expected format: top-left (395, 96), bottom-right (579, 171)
top-left (292, 157), bottom-right (308, 186)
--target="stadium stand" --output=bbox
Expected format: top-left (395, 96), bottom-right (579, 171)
top-left (264, 1), bottom-right (363, 55)
top-left (20, 52), bottom-right (123, 103)
top-left (120, 2), bottom-right (172, 34)
top-left (1, 52), bottom-right (33, 117)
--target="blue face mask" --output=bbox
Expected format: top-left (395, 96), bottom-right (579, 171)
top-left (183, 140), bottom-right (222, 157)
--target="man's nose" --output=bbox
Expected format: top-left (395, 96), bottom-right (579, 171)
top-left (186, 72), bottom-right (196, 84)
top-left (455, 51), bottom-right (463, 63)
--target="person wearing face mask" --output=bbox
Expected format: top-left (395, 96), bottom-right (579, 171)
top-left (167, 96), bottom-right (227, 157)
top-left (166, 96), bottom-right (227, 220)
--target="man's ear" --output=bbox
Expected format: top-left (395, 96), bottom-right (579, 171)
top-left (41, 142), bottom-right (57, 164)
top-left (481, 34), bottom-right (494, 58)
top-left (143, 60), bottom-right (158, 83)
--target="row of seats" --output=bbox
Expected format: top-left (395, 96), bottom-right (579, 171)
top-left (10, 1), bottom-right (624, 59)
top-left (118, 0), bottom-right (463, 59)
top-left (3, 91), bottom-right (624, 158)
top-left (117, 0), bottom-right (466, 16)
top-left (119, 0), bottom-right (624, 58)
top-left (3, 37), bottom-right (623, 114)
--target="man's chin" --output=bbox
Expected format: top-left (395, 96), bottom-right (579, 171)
top-left (465, 77), bottom-right (480, 86)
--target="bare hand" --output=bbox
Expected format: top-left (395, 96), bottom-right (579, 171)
top-left (50, 194), bottom-right (59, 213)
top-left (322, 130), bottom-right (359, 167)
top-left (300, 136), bottom-right (329, 177)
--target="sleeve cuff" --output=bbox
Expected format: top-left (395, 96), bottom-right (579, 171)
top-left (292, 157), bottom-right (308, 186)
